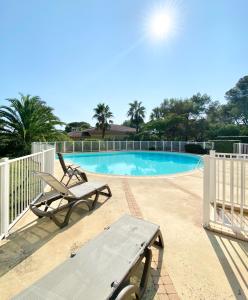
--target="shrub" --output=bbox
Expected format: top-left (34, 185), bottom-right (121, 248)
top-left (185, 143), bottom-right (207, 154)
top-left (209, 140), bottom-right (240, 153)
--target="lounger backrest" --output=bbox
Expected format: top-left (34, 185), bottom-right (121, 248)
top-left (57, 153), bottom-right (67, 174)
top-left (34, 171), bottom-right (74, 196)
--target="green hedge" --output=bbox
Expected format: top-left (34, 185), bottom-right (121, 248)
top-left (185, 144), bottom-right (207, 154)
top-left (210, 140), bottom-right (240, 153)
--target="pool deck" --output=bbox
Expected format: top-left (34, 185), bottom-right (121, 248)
top-left (0, 161), bottom-right (247, 299)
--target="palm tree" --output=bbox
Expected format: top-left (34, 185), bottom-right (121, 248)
top-left (150, 107), bottom-right (162, 120)
top-left (127, 100), bottom-right (146, 133)
top-left (0, 94), bottom-right (64, 155)
top-left (93, 103), bottom-right (113, 139)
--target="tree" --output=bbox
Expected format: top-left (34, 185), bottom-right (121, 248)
top-left (150, 107), bottom-right (162, 120)
top-left (225, 75), bottom-right (248, 125)
top-left (127, 100), bottom-right (146, 133)
top-left (65, 121), bottom-right (90, 133)
top-left (122, 120), bottom-right (134, 128)
top-left (0, 94), bottom-right (64, 156)
top-left (93, 103), bottom-right (113, 138)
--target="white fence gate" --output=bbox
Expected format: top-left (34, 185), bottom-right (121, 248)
top-left (203, 151), bottom-right (248, 240)
top-left (32, 140), bottom-right (214, 154)
top-left (0, 148), bottom-right (55, 238)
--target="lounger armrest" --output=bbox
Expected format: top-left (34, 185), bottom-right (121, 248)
top-left (67, 165), bottom-right (80, 170)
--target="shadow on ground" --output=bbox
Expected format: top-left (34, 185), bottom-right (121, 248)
top-left (0, 198), bottom-right (109, 278)
top-left (206, 230), bottom-right (248, 299)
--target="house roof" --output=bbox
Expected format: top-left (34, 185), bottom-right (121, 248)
top-left (68, 124), bottom-right (135, 138)
top-left (81, 124), bottom-right (136, 134)
top-left (68, 131), bottom-right (83, 138)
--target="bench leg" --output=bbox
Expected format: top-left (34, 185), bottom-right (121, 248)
top-left (153, 230), bottom-right (164, 248)
top-left (116, 285), bottom-right (140, 300)
top-left (139, 248), bottom-right (152, 298)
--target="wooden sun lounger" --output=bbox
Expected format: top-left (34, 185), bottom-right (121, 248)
top-left (13, 214), bottom-right (164, 300)
top-left (30, 171), bottom-right (112, 228)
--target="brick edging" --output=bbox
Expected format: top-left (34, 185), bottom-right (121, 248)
top-left (122, 179), bottom-right (180, 300)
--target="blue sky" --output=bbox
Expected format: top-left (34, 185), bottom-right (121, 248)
top-left (1, 0), bottom-right (248, 126)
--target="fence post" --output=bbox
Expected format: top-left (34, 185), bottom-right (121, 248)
top-left (126, 141), bottom-right (127, 151)
top-left (209, 150), bottom-right (216, 206)
top-left (179, 141), bottom-right (181, 152)
top-left (238, 143), bottom-right (242, 154)
top-left (133, 141), bottom-right (134, 150)
top-left (171, 141), bottom-right (173, 152)
top-left (41, 151), bottom-right (45, 189)
top-left (0, 158), bottom-right (10, 236)
top-left (99, 141), bottom-right (100, 152)
top-left (203, 142), bottom-right (206, 150)
top-left (51, 148), bottom-right (55, 176)
top-left (163, 141), bottom-right (165, 151)
top-left (203, 155), bottom-right (210, 227)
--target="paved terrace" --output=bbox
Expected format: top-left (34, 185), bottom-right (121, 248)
top-left (0, 162), bottom-right (247, 299)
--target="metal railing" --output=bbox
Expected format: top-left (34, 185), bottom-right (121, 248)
top-left (0, 147), bottom-right (55, 238)
top-left (203, 150), bottom-right (248, 241)
top-left (233, 142), bottom-right (248, 154)
top-left (32, 140), bottom-right (214, 154)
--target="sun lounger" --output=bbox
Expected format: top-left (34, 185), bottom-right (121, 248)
top-left (13, 214), bottom-right (164, 300)
top-left (30, 171), bottom-right (112, 228)
top-left (57, 152), bottom-right (88, 185)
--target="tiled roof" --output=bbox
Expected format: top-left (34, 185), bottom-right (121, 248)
top-left (81, 124), bottom-right (136, 134)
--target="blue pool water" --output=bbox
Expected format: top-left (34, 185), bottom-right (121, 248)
top-left (63, 151), bottom-right (202, 176)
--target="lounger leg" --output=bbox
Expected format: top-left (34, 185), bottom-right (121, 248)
top-left (66, 175), bottom-right (72, 186)
top-left (78, 172), bottom-right (88, 182)
top-left (92, 192), bottom-right (100, 209)
top-left (139, 248), bottom-right (152, 298)
top-left (99, 185), bottom-right (112, 197)
top-left (115, 285), bottom-right (140, 300)
top-left (60, 173), bottom-right (66, 183)
top-left (50, 200), bottom-right (91, 228)
top-left (62, 200), bottom-right (91, 227)
top-left (106, 185), bottom-right (112, 197)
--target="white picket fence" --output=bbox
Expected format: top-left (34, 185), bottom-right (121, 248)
top-left (32, 140), bottom-right (214, 154)
top-left (203, 150), bottom-right (248, 240)
top-left (0, 147), bottom-right (55, 238)
top-left (233, 142), bottom-right (248, 154)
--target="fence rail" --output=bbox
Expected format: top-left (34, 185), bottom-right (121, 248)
top-left (32, 140), bottom-right (214, 154)
top-left (233, 142), bottom-right (248, 154)
top-left (0, 147), bottom-right (55, 238)
top-left (203, 150), bottom-right (248, 240)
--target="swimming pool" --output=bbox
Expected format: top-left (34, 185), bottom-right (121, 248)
top-left (63, 151), bottom-right (202, 176)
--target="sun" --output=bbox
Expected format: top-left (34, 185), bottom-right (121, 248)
top-left (150, 11), bottom-right (172, 39)
top-left (145, 1), bottom-right (179, 42)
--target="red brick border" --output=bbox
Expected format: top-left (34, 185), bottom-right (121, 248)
top-left (122, 179), bottom-right (180, 299)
